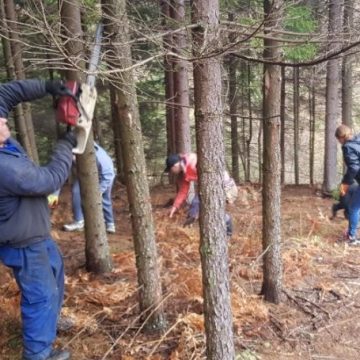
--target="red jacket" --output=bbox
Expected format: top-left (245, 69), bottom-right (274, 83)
top-left (173, 153), bottom-right (197, 209)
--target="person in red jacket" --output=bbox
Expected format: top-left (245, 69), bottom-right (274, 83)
top-left (165, 153), bottom-right (236, 236)
top-left (165, 153), bottom-right (197, 218)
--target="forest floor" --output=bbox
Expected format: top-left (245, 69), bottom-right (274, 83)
top-left (1, 183), bottom-right (360, 360)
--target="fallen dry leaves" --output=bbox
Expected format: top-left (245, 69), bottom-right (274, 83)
top-left (1, 184), bottom-right (359, 359)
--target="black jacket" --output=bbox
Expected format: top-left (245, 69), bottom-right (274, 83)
top-left (342, 134), bottom-right (360, 185)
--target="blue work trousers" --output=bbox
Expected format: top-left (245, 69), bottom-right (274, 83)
top-left (348, 186), bottom-right (360, 237)
top-left (0, 238), bottom-right (64, 360)
top-left (72, 179), bottom-right (114, 224)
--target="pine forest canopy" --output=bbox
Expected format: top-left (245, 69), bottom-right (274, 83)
top-left (0, 0), bottom-right (359, 185)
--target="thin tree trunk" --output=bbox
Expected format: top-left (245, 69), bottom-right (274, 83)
top-left (161, 0), bottom-right (176, 156)
top-left (342, 0), bottom-right (353, 127)
top-left (3, 0), bottom-right (39, 163)
top-left (60, 0), bottom-right (112, 273)
top-left (280, 66), bottom-right (286, 184)
top-left (239, 60), bottom-right (247, 180)
top-left (102, 0), bottom-right (165, 331)
top-left (246, 63), bottom-right (253, 183)
top-left (293, 67), bottom-right (300, 185)
top-left (228, 48), bottom-right (240, 183)
top-left (323, 0), bottom-right (342, 194)
top-left (258, 119), bottom-right (263, 184)
top-left (191, 0), bottom-right (234, 358)
top-left (110, 87), bottom-right (125, 183)
top-left (0, 1), bottom-right (28, 148)
top-left (309, 69), bottom-right (316, 185)
top-left (171, 0), bottom-right (191, 153)
top-left (261, 0), bottom-right (283, 305)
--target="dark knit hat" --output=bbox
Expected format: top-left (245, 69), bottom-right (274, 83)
top-left (164, 154), bottom-right (181, 173)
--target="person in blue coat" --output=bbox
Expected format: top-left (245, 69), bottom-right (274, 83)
top-left (0, 79), bottom-right (76, 360)
top-left (335, 124), bottom-right (360, 245)
top-left (55, 142), bottom-right (116, 233)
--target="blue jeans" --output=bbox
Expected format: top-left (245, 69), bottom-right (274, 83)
top-left (348, 186), bottom-right (360, 237)
top-left (189, 195), bottom-right (233, 236)
top-left (0, 238), bottom-right (64, 360)
top-left (72, 179), bottom-right (115, 224)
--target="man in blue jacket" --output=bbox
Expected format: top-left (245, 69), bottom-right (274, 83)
top-left (336, 124), bottom-right (360, 246)
top-left (0, 79), bottom-right (76, 360)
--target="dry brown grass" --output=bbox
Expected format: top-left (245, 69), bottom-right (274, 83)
top-left (2, 184), bottom-right (360, 359)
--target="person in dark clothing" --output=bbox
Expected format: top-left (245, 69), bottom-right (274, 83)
top-left (335, 124), bottom-right (360, 245)
top-left (0, 80), bottom-right (76, 360)
top-left (331, 183), bottom-right (358, 220)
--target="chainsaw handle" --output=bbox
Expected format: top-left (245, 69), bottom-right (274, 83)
top-left (72, 84), bottom-right (97, 155)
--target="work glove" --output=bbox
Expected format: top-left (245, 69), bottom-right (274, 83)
top-left (45, 80), bottom-right (74, 97)
top-left (61, 130), bottom-right (77, 147)
top-left (339, 183), bottom-right (350, 197)
top-left (47, 194), bottom-right (59, 208)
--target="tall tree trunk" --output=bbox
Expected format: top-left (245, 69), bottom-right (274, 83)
top-left (228, 49), bottom-right (240, 184)
top-left (0, 1), bottom-right (28, 147)
top-left (261, 0), bottom-right (283, 304)
top-left (227, 12), bottom-right (240, 184)
top-left (342, 0), bottom-right (353, 127)
top-left (258, 120), bottom-right (263, 184)
top-left (293, 67), bottom-right (300, 185)
top-left (323, 0), bottom-right (342, 194)
top-left (60, 0), bottom-right (112, 273)
top-left (239, 60), bottom-right (247, 180)
top-left (161, 0), bottom-right (176, 156)
top-left (246, 62), bottom-right (253, 183)
top-left (171, 0), bottom-right (191, 153)
top-left (280, 66), bottom-right (286, 184)
top-left (101, 0), bottom-right (165, 331)
top-left (3, 0), bottom-right (39, 163)
top-left (110, 87), bottom-right (125, 183)
top-left (191, 0), bottom-right (234, 358)
top-left (309, 69), bottom-right (316, 186)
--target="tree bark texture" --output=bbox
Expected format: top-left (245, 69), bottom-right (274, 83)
top-left (246, 63), bottom-right (253, 183)
top-left (102, 0), bottom-right (165, 331)
top-left (0, 1), bottom-right (29, 149)
top-left (171, 0), bottom-right (192, 153)
top-left (3, 0), bottom-right (39, 163)
top-left (293, 67), bottom-right (299, 185)
top-left (341, 0), bottom-right (353, 127)
top-left (228, 52), bottom-right (240, 184)
top-left (61, 0), bottom-right (113, 274)
top-left (110, 87), bottom-right (125, 184)
top-left (323, 0), bottom-right (343, 193)
top-left (309, 71), bottom-right (316, 186)
top-left (280, 66), bottom-right (285, 185)
top-left (191, 0), bottom-right (235, 359)
top-left (161, 0), bottom-right (176, 156)
top-left (59, 0), bottom-right (85, 82)
top-left (261, 0), bottom-right (283, 305)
